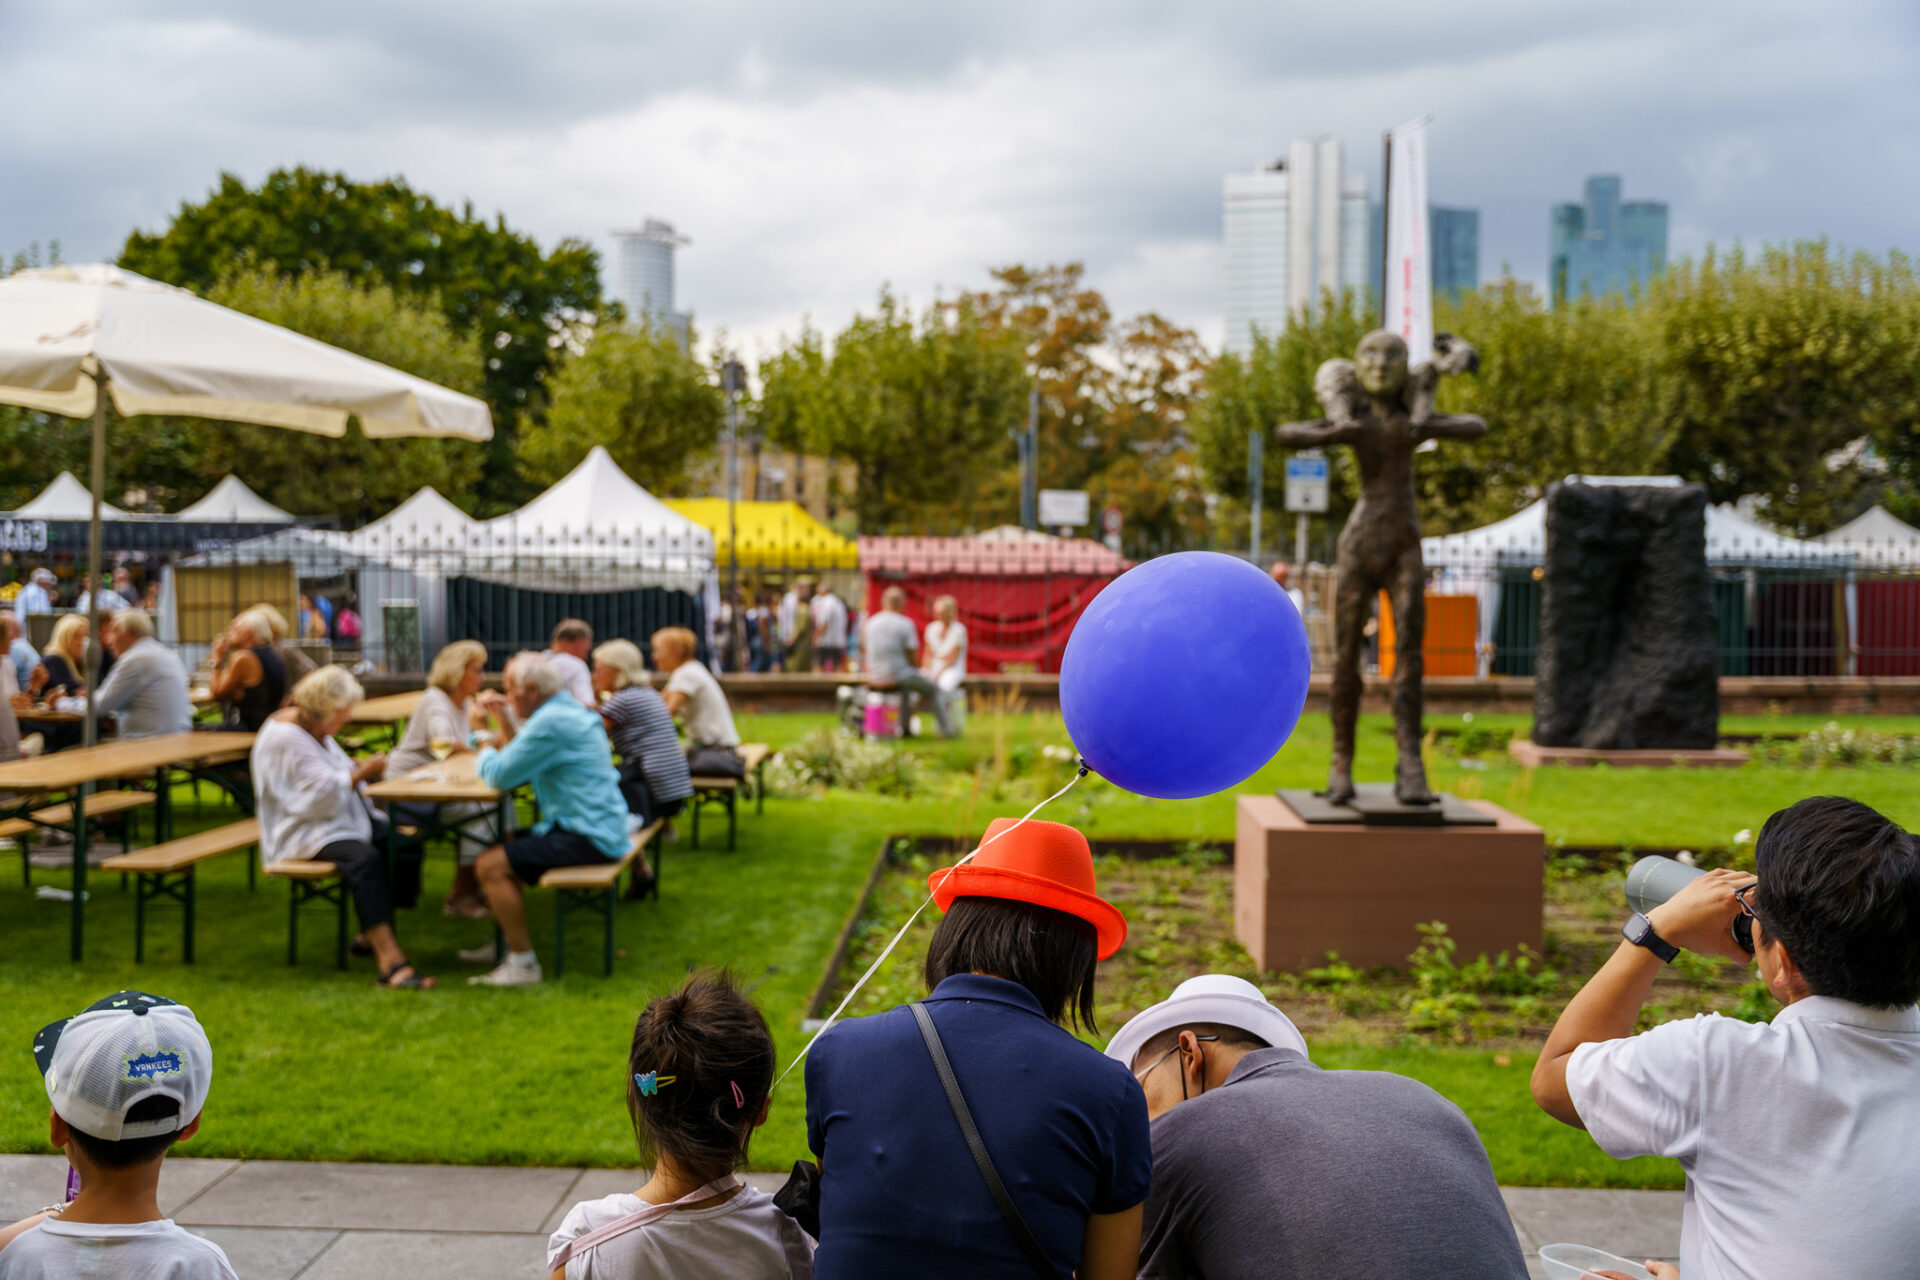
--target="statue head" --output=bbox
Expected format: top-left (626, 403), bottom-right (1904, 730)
top-left (1354, 330), bottom-right (1408, 398)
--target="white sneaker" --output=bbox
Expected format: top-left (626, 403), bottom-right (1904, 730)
top-left (457, 943), bottom-right (500, 964)
top-left (468, 957), bottom-right (542, 986)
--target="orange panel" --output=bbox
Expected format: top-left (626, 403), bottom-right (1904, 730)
top-left (1377, 592), bottom-right (1479, 678)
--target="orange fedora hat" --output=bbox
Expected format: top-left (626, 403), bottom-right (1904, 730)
top-left (928, 818), bottom-right (1128, 959)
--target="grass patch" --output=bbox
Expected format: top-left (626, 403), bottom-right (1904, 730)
top-left (2, 705), bottom-right (1915, 1186)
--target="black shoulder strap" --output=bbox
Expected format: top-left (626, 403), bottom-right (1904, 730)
top-left (911, 1001), bottom-right (1057, 1277)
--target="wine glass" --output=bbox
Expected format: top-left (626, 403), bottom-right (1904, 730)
top-left (426, 736), bottom-right (456, 781)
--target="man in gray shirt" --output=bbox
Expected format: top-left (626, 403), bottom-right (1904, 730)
top-left (1107, 975), bottom-right (1528, 1280)
top-left (861, 586), bottom-right (953, 737)
top-left (53, 609), bottom-right (193, 739)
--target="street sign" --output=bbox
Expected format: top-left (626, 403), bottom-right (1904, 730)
top-left (1284, 454), bottom-right (1329, 513)
top-left (1039, 489), bottom-right (1091, 527)
top-left (1101, 505), bottom-right (1123, 538)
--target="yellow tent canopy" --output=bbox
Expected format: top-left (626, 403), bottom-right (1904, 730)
top-left (665, 498), bottom-right (857, 569)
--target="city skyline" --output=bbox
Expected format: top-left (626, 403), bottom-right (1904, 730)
top-left (1551, 176), bottom-right (1668, 306)
top-left (1222, 139), bottom-right (1373, 355)
top-left (3, 2), bottom-right (1913, 357)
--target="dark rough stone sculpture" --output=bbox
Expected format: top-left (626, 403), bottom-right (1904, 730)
top-left (1278, 330), bottom-right (1487, 806)
top-left (1533, 482), bottom-right (1719, 750)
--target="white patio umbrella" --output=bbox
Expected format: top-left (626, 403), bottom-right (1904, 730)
top-left (0, 263), bottom-right (491, 959)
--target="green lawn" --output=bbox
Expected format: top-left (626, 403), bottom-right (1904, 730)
top-left (2, 706), bottom-right (1914, 1186)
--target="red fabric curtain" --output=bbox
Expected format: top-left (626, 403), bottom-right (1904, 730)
top-left (863, 571), bottom-right (1118, 674)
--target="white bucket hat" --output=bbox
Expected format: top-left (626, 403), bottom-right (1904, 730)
top-left (1105, 974), bottom-right (1309, 1070)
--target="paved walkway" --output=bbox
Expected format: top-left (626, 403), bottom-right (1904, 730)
top-left (0, 1154), bottom-right (1680, 1278)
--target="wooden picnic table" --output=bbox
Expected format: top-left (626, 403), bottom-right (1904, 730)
top-left (366, 753), bottom-right (510, 898)
top-left (0, 731), bottom-right (257, 960)
top-left (350, 691), bottom-right (424, 724)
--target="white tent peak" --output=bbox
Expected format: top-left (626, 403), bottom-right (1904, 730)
top-left (174, 474), bottom-right (294, 523)
top-left (490, 446), bottom-right (706, 541)
top-left (14, 471), bottom-right (129, 520)
top-left (1813, 505), bottom-right (1920, 568)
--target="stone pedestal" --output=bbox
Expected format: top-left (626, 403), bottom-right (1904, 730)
top-left (1234, 794), bottom-right (1544, 972)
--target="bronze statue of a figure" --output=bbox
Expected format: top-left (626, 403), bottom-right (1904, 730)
top-left (1278, 330), bottom-right (1487, 807)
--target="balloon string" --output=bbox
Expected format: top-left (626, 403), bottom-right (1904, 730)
top-left (773, 760), bottom-right (1091, 1091)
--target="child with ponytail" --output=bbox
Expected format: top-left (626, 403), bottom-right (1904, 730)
top-left (547, 971), bottom-right (814, 1279)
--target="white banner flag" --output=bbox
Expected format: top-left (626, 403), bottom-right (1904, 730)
top-left (1384, 115), bottom-right (1433, 365)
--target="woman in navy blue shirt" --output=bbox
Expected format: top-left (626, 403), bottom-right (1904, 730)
top-left (805, 817), bottom-right (1151, 1279)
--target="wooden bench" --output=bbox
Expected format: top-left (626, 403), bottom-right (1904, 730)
top-left (688, 743), bottom-right (771, 852)
top-left (526, 822), bottom-right (663, 977)
top-left (100, 819), bottom-right (260, 964)
top-left (5, 789), bottom-right (158, 887)
top-left (264, 858), bottom-right (351, 971)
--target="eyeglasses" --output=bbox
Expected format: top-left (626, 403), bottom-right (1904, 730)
top-left (1133, 1035), bottom-right (1219, 1085)
top-left (1732, 882), bottom-right (1759, 956)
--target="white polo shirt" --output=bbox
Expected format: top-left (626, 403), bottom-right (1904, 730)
top-left (1567, 996), bottom-right (1920, 1280)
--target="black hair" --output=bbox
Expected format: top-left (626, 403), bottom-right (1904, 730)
top-left (1134, 1022), bottom-right (1271, 1067)
top-left (924, 896), bottom-right (1099, 1032)
top-left (626, 970), bottom-right (775, 1184)
top-left (64, 1095), bottom-right (182, 1171)
top-left (1754, 796), bottom-right (1920, 1009)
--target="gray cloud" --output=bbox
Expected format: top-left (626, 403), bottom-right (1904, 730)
top-left (4, 0), bottom-right (1915, 356)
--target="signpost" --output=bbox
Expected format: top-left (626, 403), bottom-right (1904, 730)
top-left (1284, 452), bottom-right (1328, 567)
top-left (1101, 505), bottom-right (1123, 554)
top-left (1039, 488), bottom-right (1090, 531)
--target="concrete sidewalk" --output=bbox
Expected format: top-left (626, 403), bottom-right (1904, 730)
top-left (0, 1154), bottom-right (1680, 1278)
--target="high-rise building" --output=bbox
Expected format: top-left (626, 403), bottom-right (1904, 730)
top-left (610, 218), bottom-right (690, 340)
top-left (1222, 137), bottom-right (1371, 355)
top-left (1550, 176), bottom-right (1668, 306)
top-left (1367, 203), bottom-right (1481, 302)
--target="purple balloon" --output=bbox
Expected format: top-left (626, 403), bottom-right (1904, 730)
top-left (1061, 552), bottom-right (1310, 799)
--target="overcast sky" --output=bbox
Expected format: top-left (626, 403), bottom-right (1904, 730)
top-left (5, 1), bottom-right (1916, 356)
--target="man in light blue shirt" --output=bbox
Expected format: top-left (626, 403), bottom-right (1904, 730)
top-left (465, 652), bottom-right (629, 987)
top-left (16, 568), bottom-right (56, 616)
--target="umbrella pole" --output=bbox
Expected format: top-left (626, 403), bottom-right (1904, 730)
top-left (74, 373), bottom-right (107, 962)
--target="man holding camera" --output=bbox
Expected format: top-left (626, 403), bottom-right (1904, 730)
top-left (1532, 796), bottom-right (1920, 1279)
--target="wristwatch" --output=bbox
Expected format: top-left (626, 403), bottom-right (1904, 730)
top-left (1621, 912), bottom-right (1679, 963)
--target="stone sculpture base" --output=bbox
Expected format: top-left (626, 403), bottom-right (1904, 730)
top-left (1509, 741), bottom-right (1749, 769)
top-left (1234, 793), bottom-right (1543, 972)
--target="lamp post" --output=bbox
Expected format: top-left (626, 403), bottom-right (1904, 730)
top-left (721, 359), bottom-right (748, 672)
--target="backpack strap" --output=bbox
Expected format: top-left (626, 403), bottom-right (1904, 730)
top-left (911, 1001), bottom-right (1057, 1277)
top-left (548, 1176), bottom-right (740, 1272)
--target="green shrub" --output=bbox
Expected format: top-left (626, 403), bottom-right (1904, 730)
top-left (765, 728), bottom-right (920, 796)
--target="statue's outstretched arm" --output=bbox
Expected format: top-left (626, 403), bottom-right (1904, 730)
top-left (1415, 414), bottom-right (1488, 442)
top-left (1277, 419), bottom-right (1364, 447)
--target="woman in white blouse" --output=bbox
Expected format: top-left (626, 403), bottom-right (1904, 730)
top-left (385, 640), bottom-right (495, 918)
top-left (923, 595), bottom-right (968, 692)
top-left (252, 666), bottom-right (434, 989)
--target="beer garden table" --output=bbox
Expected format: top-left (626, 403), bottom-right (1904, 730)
top-left (365, 753), bottom-right (511, 898)
top-left (0, 731), bottom-right (257, 960)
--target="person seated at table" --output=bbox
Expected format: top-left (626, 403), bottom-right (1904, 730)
top-left (250, 603), bottom-right (317, 685)
top-left (385, 639), bottom-right (496, 919)
top-left (465, 653), bottom-right (633, 987)
top-left (53, 611), bottom-right (191, 740)
top-left (591, 639), bottom-right (693, 828)
top-left (252, 666), bottom-right (433, 989)
top-left (30, 613), bottom-right (91, 702)
top-left (544, 618), bottom-right (597, 707)
top-left (1, 610), bottom-right (36, 691)
top-left (207, 610), bottom-right (287, 732)
top-left (650, 626), bottom-right (742, 776)
top-left (74, 571), bottom-right (130, 616)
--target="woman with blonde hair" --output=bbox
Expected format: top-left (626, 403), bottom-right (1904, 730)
top-left (252, 666), bottom-right (434, 989)
top-left (385, 639), bottom-right (496, 917)
top-left (31, 613), bottom-right (91, 700)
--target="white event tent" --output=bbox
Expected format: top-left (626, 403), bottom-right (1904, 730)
top-left (177, 447), bottom-right (718, 667)
top-left (1814, 505), bottom-right (1920, 570)
top-left (174, 474), bottom-right (296, 524)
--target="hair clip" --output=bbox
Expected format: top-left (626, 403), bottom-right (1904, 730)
top-left (633, 1071), bottom-right (678, 1097)
top-left (730, 1080), bottom-right (745, 1108)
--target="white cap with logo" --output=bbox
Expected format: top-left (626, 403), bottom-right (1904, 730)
top-left (1104, 974), bottom-right (1310, 1070)
top-left (32, 991), bottom-right (213, 1141)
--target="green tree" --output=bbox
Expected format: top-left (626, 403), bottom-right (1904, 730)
top-left (119, 167), bottom-right (603, 510)
top-left (757, 289), bottom-right (1028, 532)
top-left (130, 269), bottom-right (486, 522)
top-left (517, 323), bottom-right (725, 495)
top-left (1651, 242), bottom-right (1920, 536)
